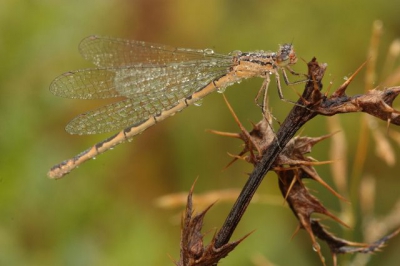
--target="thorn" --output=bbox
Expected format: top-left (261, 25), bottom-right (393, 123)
top-left (224, 152), bottom-right (248, 169)
top-left (222, 94), bottom-right (264, 156)
top-left (190, 176), bottom-right (199, 194)
top-left (290, 225), bottom-right (301, 241)
top-left (283, 171), bottom-right (301, 203)
top-left (333, 60), bottom-right (368, 97)
top-left (298, 160), bottom-right (336, 166)
top-left (323, 209), bottom-right (350, 228)
top-left (301, 165), bottom-right (349, 202)
top-left (386, 117), bottom-right (391, 134)
top-left (206, 129), bottom-right (242, 139)
top-left (222, 94), bottom-right (247, 134)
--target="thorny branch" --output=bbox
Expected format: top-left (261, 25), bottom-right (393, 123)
top-left (176, 58), bottom-right (400, 265)
top-left (214, 58), bottom-right (324, 248)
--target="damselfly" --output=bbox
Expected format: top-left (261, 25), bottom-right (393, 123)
top-left (48, 35), bottom-right (302, 179)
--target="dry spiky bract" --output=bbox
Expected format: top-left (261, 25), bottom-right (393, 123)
top-left (176, 54), bottom-right (400, 265)
top-left (215, 108), bottom-right (399, 265)
top-left (311, 221), bottom-right (400, 265)
top-left (316, 87), bottom-right (400, 124)
top-left (175, 183), bottom-right (250, 266)
top-left (207, 59), bottom-right (400, 265)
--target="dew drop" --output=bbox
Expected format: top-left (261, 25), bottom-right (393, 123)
top-left (193, 99), bottom-right (203, 107)
top-left (170, 63), bottom-right (179, 70)
top-left (217, 86), bottom-right (226, 93)
top-left (229, 50), bottom-right (242, 56)
top-left (204, 48), bottom-right (214, 55)
top-left (92, 157), bottom-right (96, 160)
top-left (312, 242), bottom-right (320, 252)
top-left (343, 76), bottom-right (349, 81)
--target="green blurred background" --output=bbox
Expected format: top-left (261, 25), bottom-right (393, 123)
top-left (1, 0), bottom-right (400, 265)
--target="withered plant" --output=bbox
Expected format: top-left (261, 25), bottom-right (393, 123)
top-left (168, 22), bottom-right (400, 266)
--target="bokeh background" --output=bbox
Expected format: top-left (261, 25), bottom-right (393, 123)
top-left (1, 0), bottom-right (400, 265)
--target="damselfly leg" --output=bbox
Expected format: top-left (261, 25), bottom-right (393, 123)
top-left (281, 66), bottom-right (309, 96)
top-left (253, 44), bottom-right (309, 114)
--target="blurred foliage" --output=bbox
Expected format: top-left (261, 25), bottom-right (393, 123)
top-left (1, 0), bottom-right (400, 265)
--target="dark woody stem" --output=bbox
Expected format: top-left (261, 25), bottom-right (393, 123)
top-left (214, 58), bottom-right (324, 248)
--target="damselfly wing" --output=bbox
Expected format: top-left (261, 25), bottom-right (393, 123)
top-left (48, 35), bottom-right (299, 178)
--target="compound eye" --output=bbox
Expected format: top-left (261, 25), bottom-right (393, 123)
top-left (281, 44), bottom-right (297, 65)
top-left (276, 44), bottom-right (293, 66)
top-left (281, 54), bottom-right (290, 62)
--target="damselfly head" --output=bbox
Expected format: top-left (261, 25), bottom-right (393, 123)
top-left (276, 43), bottom-right (297, 67)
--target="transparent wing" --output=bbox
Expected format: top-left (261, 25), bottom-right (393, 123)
top-left (54, 36), bottom-right (236, 134)
top-left (51, 37), bottom-right (232, 100)
top-left (50, 56), bottom-right (233, 101)
top-left (65, 62), bottom-right (231, 134)
top-left (79, 35), bottom-right (229, 68)
top-left (113, 60), bottom-right (233, 99)
top-left (50, 69), bottom-right (120, 99)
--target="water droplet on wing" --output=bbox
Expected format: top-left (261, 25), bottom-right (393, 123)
top-left (193, 99), bottom-right (203, 107)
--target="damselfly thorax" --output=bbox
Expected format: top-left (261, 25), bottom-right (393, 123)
top-left (48, 36), bottom-right (303, 178)
top-left (233, 45), bottom-right (297, 79)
